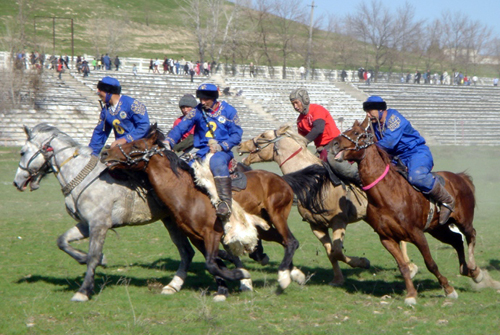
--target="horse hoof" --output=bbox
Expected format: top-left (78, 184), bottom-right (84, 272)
top-left (473, 269), bottom-right (484, 283)
top-left (161, 285), bottom-right (178, 295)
top-left (240, 278), bottom-right (253, 292)
top-left (409, 263), bottom-right (419, 279)
top-left (278, 270), bottom-right (292, 290)
top-left (328, 278), bottom-right (345, 287)
top-left (446, 289), bottom-right (459, 299)
top-left (259, 255), bottom-right (270, 266)
top-left (291, 267), bottom-right (306, 285)
top-left (71, 292), bottom-right (89, 302)
top-left (240, 268), bottom-right (251, 279)
top-left (404, 297), bottom-right (417, 306)
top-left (213, 294), bottom-right (227, 302)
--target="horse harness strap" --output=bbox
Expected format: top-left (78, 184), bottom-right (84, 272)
top-left (57, 149), bottom-right (80, 173)
top-left (279, 147), bottom-right (303, 168)
top-left (61, 155), bottom-right (99, 196)
top-left (362, 164), bottom-right (390, 191)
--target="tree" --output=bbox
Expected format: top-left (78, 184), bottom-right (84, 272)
top-left (271, 0), bottom-right (306, 79)
top-left (347, 0), bottom-right (393, 81)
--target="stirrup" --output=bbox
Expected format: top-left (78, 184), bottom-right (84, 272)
top-left (216, 201), bottom-right (232, 219)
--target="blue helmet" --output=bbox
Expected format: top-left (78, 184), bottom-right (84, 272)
top-left (196, 83), bottom-right (219, 100)
top-left (97, 76), bottom-right (121, 94)
top-left (363, 96), bottom-right (387, 112)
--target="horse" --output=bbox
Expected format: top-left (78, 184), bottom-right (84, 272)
top-left (12, 123), bottom-right (246, 302)
top-left (100, 124), bottom-right (306, 297)
top-left (329, 118), bottom-right (496, 305)
top-left (238, 125), bottom-right (418, 286)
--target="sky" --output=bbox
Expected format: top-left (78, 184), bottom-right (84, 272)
top-left (300, 0), bottom-right (500, 38)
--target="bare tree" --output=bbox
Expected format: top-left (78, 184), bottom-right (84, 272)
top-left (391, 2), bottom-right (423, 73)
top-left (347, 0), bottom-right (393, 81)
top-left (271, 0), bottom-right (306, 79)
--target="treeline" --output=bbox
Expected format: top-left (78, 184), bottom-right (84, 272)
top-left (177, 0), bottom-right (500, 79)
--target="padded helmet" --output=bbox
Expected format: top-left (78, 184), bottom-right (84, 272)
top-left (179, 94), bottom-right (197, 108)
top-left (196, 83), bottom-right (219, 100)
top-left (97, 76), bottom-right (121, 94)
top-left (363, 96), bottom-right (387, 111)
top-left (289, 88), bottom-right (310, 106)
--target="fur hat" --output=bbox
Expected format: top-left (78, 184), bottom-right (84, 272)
top-left (97, 76), bottom-right (121, 94)
top-left (196, 83), bottom-right (219, 100)
top-left (363, 96), bottom-right (387, 111)
top-left (179, 94), bottom-right (197, 108)
top-left (289, 88), bottom-right (310, 114)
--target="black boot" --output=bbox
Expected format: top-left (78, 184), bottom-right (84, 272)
top-left (214, 176), bottom-right (232, 221)
top-left (428, 181), bottom-right (455, 224)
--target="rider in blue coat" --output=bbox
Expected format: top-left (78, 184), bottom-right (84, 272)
top-left (164, 83), bottom-right (243, 220)
top-left (89, 76), bottom-right (150, 156)
top-left (363, 96), bottom-right (454, 224)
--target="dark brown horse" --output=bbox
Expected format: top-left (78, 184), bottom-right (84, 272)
top-left (329, 118), bottom-right (488, 305)
top-left (101, 125), bottom-right (304, 300)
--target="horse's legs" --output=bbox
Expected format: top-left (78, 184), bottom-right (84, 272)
top-left (379, 237), bottom-right (419, 305)
top-left (71, 223), bottom-right (109, 302)
top-left (308, 223), bottom-right (344, 286)
top-left (160, 217), bottom-right (195, 295)
top-left (257, 223), bottom-right (300, 290)
top-left (330, 220), bottom-right (370, 269)
top-left (248, 239), bottom-right (269, 265)
top-left (218, 249), bottom-right (253, 292)
top-left (410, 231), bottom-right (457, 299)
top-left (400, 241), bottom-right (418, 279)
top-left (57, 222), bottom-right (96, 265)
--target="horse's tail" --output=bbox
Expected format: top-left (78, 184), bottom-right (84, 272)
top-left (458, 172), bottom-right (476, 208)
top-left (281, 164), bottom-right (330, 214)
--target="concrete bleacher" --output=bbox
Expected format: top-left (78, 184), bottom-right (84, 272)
top-left (354, 82), bottom-right (500, 145)
top-left (2, 65), bottom-right (500, 147)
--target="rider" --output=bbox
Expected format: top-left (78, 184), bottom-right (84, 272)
top-left (289, 87), bottom-right (360, 185)
top-left (164, 83), bottom-right (243, 220)
top-left (89, 76), bottom-right (150, 156)
top-left (172, 94), bottom-right (196, 153)
top-left (363, 95), bottom-right (455, 224)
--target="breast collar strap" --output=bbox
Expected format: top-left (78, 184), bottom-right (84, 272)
top-left (362, 164), bottom-right (390, 191)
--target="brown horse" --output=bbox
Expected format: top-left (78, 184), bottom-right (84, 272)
top-left (101, 125), bottom-right (304, 300)
top-left (238, 125), bottom-right (418, 286)
top-left (329, 118), bottom-right (489, 305)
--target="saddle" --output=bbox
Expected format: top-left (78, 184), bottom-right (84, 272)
top-left (228, 158), bottom-right (247, 191)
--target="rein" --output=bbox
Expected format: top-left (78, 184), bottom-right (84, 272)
top-left (116, 140), bottom-right (167, 168)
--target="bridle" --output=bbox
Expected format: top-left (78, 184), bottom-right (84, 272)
top-left (339, 128), bottom-right (375, 152)
top-left (18, 135), bottom-right (57, 178)
top-left (115, 139), bottom-right (167, 168)
top-left (248, 130), bottom-right (303, 168)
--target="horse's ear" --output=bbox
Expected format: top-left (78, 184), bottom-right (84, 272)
top-left (360, 117), bottom-right (370, 130)
top-left (277, 124), bottom-right (290, 135)
top-left (353, 120), bottom-right (360, 128)
top-left (23, 125), bottom-right (32, 140)
top-left (148, 123), bottom-right (158, 137)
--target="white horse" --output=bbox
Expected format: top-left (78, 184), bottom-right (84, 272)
top-left (239, 125), bottom-right (418, 285)
top-left (13, 123), bottom-right (249, 302)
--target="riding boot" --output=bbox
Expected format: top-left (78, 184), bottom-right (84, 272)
top-left (428, 181), bottom-right (455, 225)
top-left (214, 176), bottom-right (233, 221)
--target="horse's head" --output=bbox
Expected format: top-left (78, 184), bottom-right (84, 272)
top-left (13, 124), bottom-right (56, 192)
top-left (328, 118), bottom-right (374, 163)
top-left (238, 125), bottom-right (291, 165)
top-left (100, 124), bottom-right (162, 170)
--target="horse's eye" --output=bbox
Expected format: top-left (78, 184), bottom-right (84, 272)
top-left (20, 151), bottom-right (25, 157)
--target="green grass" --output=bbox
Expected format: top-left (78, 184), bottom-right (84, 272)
top-left (1, 145), bottom-right (500, 334)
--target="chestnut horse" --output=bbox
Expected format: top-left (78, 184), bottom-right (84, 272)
top-left (330, 118), bottom-right (488, 305)
top-left (101, 125), bottom-right (305, 299)
top-left (239, 125), bottom-right (417, 286)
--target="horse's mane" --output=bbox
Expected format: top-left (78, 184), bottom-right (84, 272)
top-left (148, 127), bottom-right (195, 179)
top-left (31, 123), bottom-right (92, 155)
top-left (281, 126), bottom-right (309, 148)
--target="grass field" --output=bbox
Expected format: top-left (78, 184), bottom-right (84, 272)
top-left (1, 145), bottom-right (500, 334)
